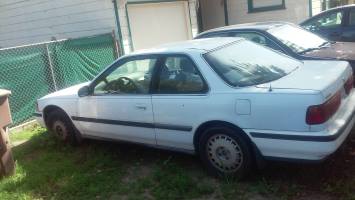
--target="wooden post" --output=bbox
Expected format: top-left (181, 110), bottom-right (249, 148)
top-left (0, 90), bottom-right (15, 178)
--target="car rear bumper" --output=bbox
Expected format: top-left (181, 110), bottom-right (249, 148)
top-left (246, 90), bottom-right (355, 161)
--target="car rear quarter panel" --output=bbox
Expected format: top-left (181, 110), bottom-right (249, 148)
top-left (197, 89), bottom-right (321, 133)
top-left (191, 52), bottom-right (321, 133)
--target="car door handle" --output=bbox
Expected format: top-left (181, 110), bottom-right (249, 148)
top-left (135, 104), bottom-right (147, 110)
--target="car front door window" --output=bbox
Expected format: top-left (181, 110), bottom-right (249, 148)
top-left (94, 58), bottom-right (157, 95)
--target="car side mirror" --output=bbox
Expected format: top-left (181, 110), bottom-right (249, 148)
top-left (78, 86), bottom-right (90, 97)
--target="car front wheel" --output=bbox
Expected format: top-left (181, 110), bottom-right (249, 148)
top-left (199, 126), bottom-right (252, 179)
top-left (47, 111), bottom-right (81, 145)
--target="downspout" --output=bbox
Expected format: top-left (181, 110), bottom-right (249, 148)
top-left (308, 0), bottom-right (313, 17)
top-left (224, 0), bottom-right (229, 25)
top-left (112, 0), bottom-right (125, 55)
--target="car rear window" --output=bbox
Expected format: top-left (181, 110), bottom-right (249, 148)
top-left (203, 40), bottom-right (300, 87)
top-left (267, 24), bottom-right (328, 53)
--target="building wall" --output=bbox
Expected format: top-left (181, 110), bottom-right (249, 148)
top-left (117, 0), bottom-right (198, 54)
top-left (226, 0), bottom-right (311, 24)
top-left (0, 0), bottom-right (118, 48)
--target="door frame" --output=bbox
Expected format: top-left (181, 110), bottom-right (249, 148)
top-left (125, 0), bottom-right (194, 51)
top-left (197, 0), bottom-right (229, 32)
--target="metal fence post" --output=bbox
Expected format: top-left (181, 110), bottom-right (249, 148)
top-left (45, 44), bottom-right (58, 91)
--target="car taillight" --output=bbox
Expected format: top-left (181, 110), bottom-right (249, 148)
top-left (306, 91), bottom-right (341, 125)
top-left (344, 75), bottom-right (354, 94)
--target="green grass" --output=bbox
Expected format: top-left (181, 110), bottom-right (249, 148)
top-left (1, 125), bottom-right (355, 200)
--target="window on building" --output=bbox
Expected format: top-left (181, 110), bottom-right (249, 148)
top-left (248, 0), bottom-right (286, 13)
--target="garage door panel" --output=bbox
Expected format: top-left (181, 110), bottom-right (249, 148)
top-left (127, 2), bottom-right (191, 50)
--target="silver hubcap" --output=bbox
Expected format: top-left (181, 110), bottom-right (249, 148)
top-left (207, 134), bottom-right (243, 173)
top-left (52, 121), bottom-right (67, 140)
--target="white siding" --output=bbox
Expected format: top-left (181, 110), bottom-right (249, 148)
top-left (227, 0), bottom-right (310, 24)
top-left (0, 0), bottom-right (117, 48)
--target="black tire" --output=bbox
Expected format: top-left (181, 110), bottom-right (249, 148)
top-left (46, 111), bottom-right (82, 146)
top-left (198, 126), bottom-right (252, 179)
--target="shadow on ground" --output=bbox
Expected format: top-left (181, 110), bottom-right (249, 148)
top-left (1, 128), bottom-right (355, 200)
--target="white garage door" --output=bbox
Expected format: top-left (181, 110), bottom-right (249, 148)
top-left (127, 1), bottom-right (192, 50)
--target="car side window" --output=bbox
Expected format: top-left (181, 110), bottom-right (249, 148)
top-left (93, 58), bottom-right (157, 95)
top-left (156, 56), bottom-right (206, 94)
top-left (349, 9), bottom-right (355, 26)
top-left (230, 32), bottom-right (283, 52)
top-left (231, 32), bottom-right (268, 46)
top-left (304, 11), bottom-right (344, 30)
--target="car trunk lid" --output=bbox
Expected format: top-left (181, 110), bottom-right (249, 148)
top-left (257, 60), bottom-right (352, 99)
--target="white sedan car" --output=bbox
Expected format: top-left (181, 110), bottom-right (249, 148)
top-left (35, 38), bottom-right (355, 178)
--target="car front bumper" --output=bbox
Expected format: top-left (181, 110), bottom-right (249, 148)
top-left (246, 90), bottom-right (355, 161)
top-left (34, 112), bottom-right (45, 127)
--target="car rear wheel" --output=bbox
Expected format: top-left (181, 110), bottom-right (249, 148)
top-left (46, 111), bottom-right (81, 145)
top-left (199, 126), bottom-right (252, 179)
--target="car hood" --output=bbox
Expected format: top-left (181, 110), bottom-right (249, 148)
top-left (303, 42), bottom-right (355, 61)
top-left (41, 82), bottom-right (90, 99)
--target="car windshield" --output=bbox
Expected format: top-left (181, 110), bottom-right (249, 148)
top-left (204, 40), bottom-right (300, 87)
top-left (267, 24), bottom-right (328, 54)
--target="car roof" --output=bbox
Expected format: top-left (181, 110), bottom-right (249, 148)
top-left (321, 4), bottom-right (355, 13)
top-left (130, 37), bottom-right (243, 55)
top-left (197, 21), bottom-right (292, 36)
top-left (301, 5), bottom-right (355, 24)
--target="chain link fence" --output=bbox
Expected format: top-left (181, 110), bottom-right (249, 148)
top-left (0, 33), bottom-right (119, 126)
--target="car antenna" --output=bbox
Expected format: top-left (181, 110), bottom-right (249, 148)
top-left (268, 83), bottom-right (273, 92)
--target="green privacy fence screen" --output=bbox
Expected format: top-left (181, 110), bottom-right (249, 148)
top-left (0, 33), bottom-right (118, 126)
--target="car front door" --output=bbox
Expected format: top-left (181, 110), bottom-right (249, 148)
top-left (303, 10), bottom-right (345, 41)
top-left (151, 54), bottom-right (209, 151)
top-left (76, 56), bottom-right (159, 144)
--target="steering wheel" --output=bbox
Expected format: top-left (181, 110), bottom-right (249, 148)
top-left (117, 77), bottom-right (143, 93)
